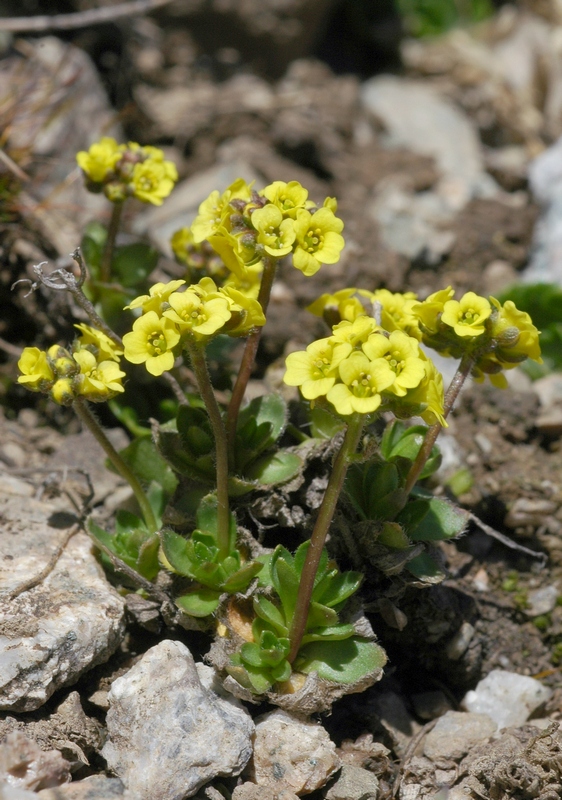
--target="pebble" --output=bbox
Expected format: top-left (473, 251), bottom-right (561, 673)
top-left (446, 622), bottom-right (475, 661)
top-left (524, 585), bottom-right (559, 617)
top-left (102, 640), bottom-right (254, 800)
top-left (0, 731), bottom-right (70, 792)
top-left (0, 495), bottom-right (125, 712)
top-left (526, 135), bottom-right (562, 285)
top-left (232, 784), bottom-right (299, 800)
top-left (532, 374), bottom-right (562, 409)
top-left (462, 669), bottom-right (552, 729)
top-left (38, 776), bottom-right (125, 799)
top-left (325, 765), bottom-right (379, 800)
top-left (251, 709), bottom-right (340, 795)
top-left (423, 711), bottom-right (496, 762)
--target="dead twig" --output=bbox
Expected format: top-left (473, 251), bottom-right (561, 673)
top-left (392, 717), bottom-right (439, 798)
top-left (0, 0), bottom-right (175, 33)
top-left (467, 511), bottom-right (548, 565)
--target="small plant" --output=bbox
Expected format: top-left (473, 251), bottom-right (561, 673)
top-left (15, 140), bottom-right (543, 709)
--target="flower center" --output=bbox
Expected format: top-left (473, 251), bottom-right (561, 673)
top-left (304, 227), bottom-right (324, 254)
top-left (351, 372), bottom-right (374, 397)
top-left (386, 351), bottom-right (405, 374)
top-left (148, 332), bottom-right (167, 355)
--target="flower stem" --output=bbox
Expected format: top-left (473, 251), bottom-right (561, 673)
top-left (100, 201), bottom-right (124, 284)
top-left (403, 353), bottom-right (475, 497)
top-left (185, 341), bottom-right (231, 560)
top-left (226, 256), bottom-right (277, 468)
top-left (73, 397), bottom-right (158, 533)
top-left (288, 413), bottom-right (364, 663)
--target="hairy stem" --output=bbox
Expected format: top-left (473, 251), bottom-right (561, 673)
top-left (288, 413), bottom-right (364, 663)
top-left (185, 341), bottom-right (231, 559)
top-left (403, 352), bottom-right (475, 497)
top-left (100, 201), bottom-right (124, 284)
top-left (226, 256), bottom-right (277, 467)
top-left (73, 397), bottom-right (158, 532)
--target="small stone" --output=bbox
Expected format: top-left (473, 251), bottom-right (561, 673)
top-left (504, 498), bottom-right (558, 529)
top-left (536, 407), bottom-right (562, 438)
top-left (102, 640), bottom-right (253, 800)
top-left (525, 585), bottom-right (559, 617)
top-left (446, 622), bottom-right (475, 661)
top-left (325, 765), bottom-right (379, 799)
top-left (38, 775), bottom-right (125, 799)
top-left (411, 691), bottom-right (452, 721)
top-left (0, 495), bottom-right (125, 712)
top-left (472, 568), bottom-right (490, 592)
top-left (462, 669), bottom-right (552, 730)
top-left (251, 709), bottom-right (340, 795)
top-left (423, 711), bottom-right (496, 762)
top-left (533, 374), bottom-right (562, 409)
top-left (0, 731), bottom-right (70, 791)
top-left (232, 783), bottom-right (299, 800)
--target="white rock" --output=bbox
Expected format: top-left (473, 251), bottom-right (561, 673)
top-left (423, 711), bottom-right (496, 762)
top-left (0, 732), bottom-right (70, 792)
top-left (0, 495), bottom-right (125, 712)
top-left (37, 775), bottom-right (125, 799)
top-left (361, 75), bottom-right (497, 208)
top-left (325, 765), bottom-right (379, 799)
top-left (251, 709), bottom-right (340, 795)
top-left (525, 585), bottom-right (559, 617)
top-left (102, 640), bottom-right (253, 800)
top-left (462, 669), bottom-right (552, 730)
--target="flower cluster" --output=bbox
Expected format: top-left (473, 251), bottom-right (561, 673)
top-left (284, 315), bottom-right (445, 424)
top-left (76, 138), bottom-right (178, 206)
top-left (412, 287), bottom-right (543, 387)
top-left (171, 179), bottom-right (345, 293)
top-left (122, 278), bottom-right (266, 376)
top-left (17, 326), bottom-right (125, 405)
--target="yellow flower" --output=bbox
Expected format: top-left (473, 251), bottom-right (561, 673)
top-left (284, 337), bottom-right (352, 400)
top-left (76, 137), bottom-right (122, 184)
top-left (489, 297), bottom-right (542, 365)
top-left (261, 181), bottom-right (313, 219)
top-left (163, 290), bottom-right (232, 339)
top-left (326, 351), bottom-right (394, 416)
top-left (412, 287), bottom-right (455, 336)
top-left (191, 179), bottom-right (252, 243)
top-left (388, 351), bottom-right (447, 426)
top-left (74, 350), bottom-right (125, 401)
top-left (130, 157), bottom-right (178, 206)
top-left (360, 289), bottom-right (421, 339)
top-left (331, 316), bottom-right (382, 348)
top-left (50, 378), bottom-right (76, 406)
top-left (220, 286), bottom-right (266, 336)
top-left (17, 347), bottom-right (54, 392)
top-left (122, 311), bottom-right (181, 376)
top-left (323, 197), bottom-right (338, 213)
top-left (307, 289), bottom-right (365, 327)
top-left (441, 292), bottom-right (491, 338)
top-left (292, 207), bottom-right (345, 277)
top-left (74, 324), bottom-right (123, 362)
top-left (125, 280), bottom-right (186, 314)
top-left (251, 205), bottom-right (296, 257)
top-left (223, 263), bottom-right (263, 300)
top-left (362, 330), bottom-right (426, 397)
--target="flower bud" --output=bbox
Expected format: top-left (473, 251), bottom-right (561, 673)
top-left (50, 378), bottom-right (76, 406)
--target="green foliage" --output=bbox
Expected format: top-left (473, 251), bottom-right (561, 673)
top-left (499, 283), bottom-right (562, 377)
top-left (88, 482), bottom-right (165, 582)
top-left (228, 541), bottom-right (384, 693)
top-left (396, 0), bottom-right (493, 38)
top-left (155, 393), bottom-right (303, 495)
top-left (161, 494), bottom-right (263, 616)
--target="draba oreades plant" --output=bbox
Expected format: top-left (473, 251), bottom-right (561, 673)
top-left (16, 138), bottom-right (542, 706)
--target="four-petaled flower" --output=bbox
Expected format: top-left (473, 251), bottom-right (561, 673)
top-left (251, 205), bottom-right (296, 257)
top-left (362, 330), bottom-right (426, 397)
top-left (260, 180), bottom-right (312, 219)
top-left (76, 137), bottom-right (122, 184)
top-left (17, 347), bottom-right (54, 391)
top-left (284, 337), bottom-right (352, 400)
top-left (326, 351), bottom-right (394, 416)
top-left (125, 280), bottom-right (186, 314)
top-left (292, 208), bottom-right (345, 277)
top-left (131, 158), bottom-right (178, 206)
top-left (74, 350), bottom-right (126, 401)
top-left (441, 292), bottom-right (491, 337)
top-left (122, 311), bottom-right (181, 376)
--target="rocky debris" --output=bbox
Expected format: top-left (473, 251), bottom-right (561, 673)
top-left (325, 765), bottom-right (379, 800)
top-left (361, 75), bottom-right (497, 208)
top-left (102, 640), bottom-right (254, 800)
top-left (423, 711), bottom-right (497, 762)
top-left (37, 775), bottom-right (125, 800)
top-left (524, 585), bottom-right (560, 617)
top-left (0, 731), bottom-right (70, 792)
top-left (0, 692), bottom-right (102, 772)
top-left (0, 494), bottom-right (126, 712)
top-left (231, 784), bottom-right (299, 800)
top-left (527, 134), bottom-right (562, 285)
top-left (463, 669), bottom-right (552, 730)
top-left (250, 709), bottom-right (340, 795)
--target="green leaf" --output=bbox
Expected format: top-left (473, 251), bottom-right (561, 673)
top-left (306, 602), bottom-right (339, 629)
top-left (244, 451), bottom-right (302, 486)
top-left (108, 401), bottom-right (151, 438)
top-left (221, 560), bottom-right (263, 592)
top-left (114, 435), bottom-right (178, 499)
top-left (377, 522), bottom-right (411, 549)
top-left (240, 642), bottom-right (264, 667)
top-left (196, 494), bottom-right (237, 552)
top-left (112, 243), bottom-right (159, 289)
top-left (176, 588), bottom-right (221, 617)
top-left (161, 529), bottom-right (196, 576)
top-left (271, 660), bottom-right (292, 683)
top-left (237, 394), bottom-right (287, 454)
top-left (301, 623), bottom-right (355, 644)
top-left (293, 540), bottom-right (329, 583)
top-left (308, 405), bottom-right (345, 440)
top-left (156, 428), bottom-right (215, 483)
top-left (405, 551), bottom-right (447, 583)
top-left (313, 571), bottom-right (363, 608)
top-left (136, 534), bottom-right (161, 581)
top-left (270, 547), bottom-right (299, 622)
top-left (407, 498), bottom-right (467, 542)
top-left (253, 595), bottom-right (288, 635)
top-left (297, 637), bottom-right (387, 684)
top-left (380, 421), bottom-right (441, 479)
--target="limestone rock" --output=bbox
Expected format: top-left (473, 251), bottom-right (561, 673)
top-left (0, 494), bottom-right (126, 712)
top-left (102, 640), bottom-right (254, 800)
top-left (251, 709), bottom-right (340, 796)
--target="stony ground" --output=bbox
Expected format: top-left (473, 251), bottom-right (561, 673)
top-left (2, 1), bottom-right (562, 799)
